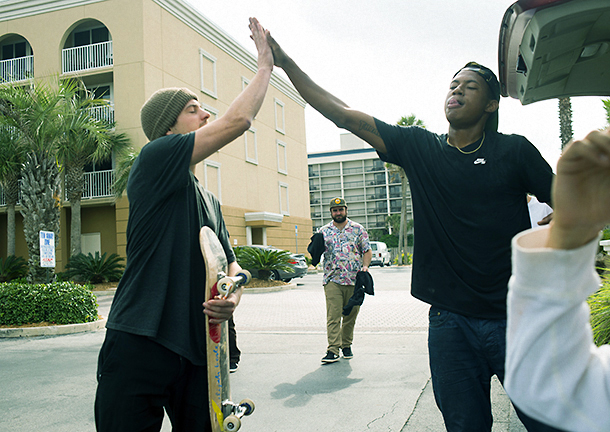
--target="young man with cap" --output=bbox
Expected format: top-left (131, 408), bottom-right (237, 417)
top-left (267, 35), bottom-right (559, 431)
top-left (94, 18), bottom-right (272, 431)
top-left (318, 197), bottom-right (372, 363)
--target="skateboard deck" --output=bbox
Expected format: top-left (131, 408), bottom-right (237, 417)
top-left (199, 226), bottom-right (254, 432)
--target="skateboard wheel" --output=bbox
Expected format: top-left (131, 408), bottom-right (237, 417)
top-left (217, 278), bottom-right (234, 296)
top-left (223, 415), bottom-right (241, 431)
top-left (238, 270), bottom-right (251, 285)
top-left (239, 398), bottom-right (255, 416)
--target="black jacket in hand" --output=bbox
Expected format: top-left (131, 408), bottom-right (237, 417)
top-left (343, 271), bottom-right (374, 315)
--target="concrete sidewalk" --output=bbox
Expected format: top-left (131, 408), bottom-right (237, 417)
top-left (0, 266), bottom-right (527, 431)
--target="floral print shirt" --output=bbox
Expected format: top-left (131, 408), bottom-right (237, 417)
top-left (320, 219), bottom-right (371, 286)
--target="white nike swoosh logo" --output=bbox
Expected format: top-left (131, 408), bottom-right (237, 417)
top-left (474, 158), bottom-right (486, 165)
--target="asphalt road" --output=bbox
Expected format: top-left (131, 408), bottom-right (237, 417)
top-left (0, 265), bottom-right (526, 431)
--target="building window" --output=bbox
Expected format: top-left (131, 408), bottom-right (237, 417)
top-left (199, 48), bottom-right (217, 98)
top-left (1, 40), bottom-right (27, 59)
top-left (279, 182), bottom-right (289, 215)
top-left (274, 98), bottom-right (285, 134)
top-left (74, 26), bottom-right (109, 46)
top-left (245, 128), bottom-right (258, 164)
top-left (277, 140), bottom-right (287, 175)
top-left (204, 160), bottom-right (222, 202)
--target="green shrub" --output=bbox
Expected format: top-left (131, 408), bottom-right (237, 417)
top-left (0, 255), bottom-right (28, 282)
top-left (64, 252), bottom-right (125, 284)
top-left (0, 281), bottom-right (98, 326)
top-left (393, 252), bottom-right (413, 265)
top-left (588, 275), bottom-right (610, 346)
top-left (234, 246), bottom-right (292, 280)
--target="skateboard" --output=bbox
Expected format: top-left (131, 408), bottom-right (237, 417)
top-left (200, 226), bottom-right (255, 432)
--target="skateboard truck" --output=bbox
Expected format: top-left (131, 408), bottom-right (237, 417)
top-left (216, 270), bottom-right (251, 297)
top-left (221, 398), bottom-right (255, 432)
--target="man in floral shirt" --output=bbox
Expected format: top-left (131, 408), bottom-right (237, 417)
top-left (319, 197), bottom-right (372, 363)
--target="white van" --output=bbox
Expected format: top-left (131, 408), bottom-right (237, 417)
top-left (369, 241), bottom-right (391, 267)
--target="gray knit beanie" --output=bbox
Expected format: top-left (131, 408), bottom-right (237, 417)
top-left (140, 87), bottom-right (198, 141)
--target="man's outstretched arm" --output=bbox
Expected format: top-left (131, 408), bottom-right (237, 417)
top-left (505, 128), bottom-right (610, 432)
top-left (267, 33), bottom-right (387, 154)
top-left (191, 18), bottom-right (273, 165)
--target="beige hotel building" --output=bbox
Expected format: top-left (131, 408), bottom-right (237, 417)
top-left (0, 0), bottom-right (312, 269)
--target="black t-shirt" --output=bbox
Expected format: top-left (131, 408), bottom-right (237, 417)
top-left (375, 119), bottom-right (554, 319)
top-left (106, 132), bottom-right (235, 366)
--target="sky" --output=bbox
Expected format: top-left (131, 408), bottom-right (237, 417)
top-left (188, 0), bottom-right (608, 170)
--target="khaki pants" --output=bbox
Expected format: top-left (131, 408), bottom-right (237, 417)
top-left (324, 281), bottom-right (360, 355)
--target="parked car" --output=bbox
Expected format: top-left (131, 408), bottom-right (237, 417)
top-left (499, 0), bottom-right (610, 105)
top-left (369, 241), bottom-right (391, 267)
top-left (241, 245), bottom-right (308, 282)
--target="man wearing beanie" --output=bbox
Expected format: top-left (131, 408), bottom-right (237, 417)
top-left (95, 18), bottom-right (273, 432)
top-left (267, 35), bottom-right (560, 432)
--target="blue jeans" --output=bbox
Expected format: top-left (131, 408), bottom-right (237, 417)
top-left (428, 307), bottom-right (565, 432)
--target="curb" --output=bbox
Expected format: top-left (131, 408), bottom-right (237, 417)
top-left (0, 317), bottom-right (107, 338)
top-left (243, 282), bottom-right (297, 294)
top-left (0, 282), bottom-right (297, 338)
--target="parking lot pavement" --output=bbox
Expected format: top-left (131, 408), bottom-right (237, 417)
top-left (0, 266), bottom-right (525, 431)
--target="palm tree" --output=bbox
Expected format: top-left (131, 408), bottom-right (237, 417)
top-left (389, 114), bottom-right (426, 258)
top-left (54, 79), bottom-right (130, 256)
top-left (112, 148), bottom-right (139, 198)
top-left (0, 78), bottom-right (130, 281)
top-left (0, 84), bottom-right (29, 256)
top-left (20, 151), bottom-right (61, 283)
top-left (11, 80), bottom-right (66, 283)
top-left (558, 97), bottom-right (573, 150)
top-left (603, 99), bottom-right (610, 127)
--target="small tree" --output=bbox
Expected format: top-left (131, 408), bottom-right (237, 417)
top-left (234, 246), bottom-right (292, 281)
top-left (558, 97), bottom-right (573, 150)
top-left (64, 252), bottom-right (125, 284)
top-left (0, 84), bottom-right (31, 256)
top-left (20, 152), bottom-right (61, 283)
top-left (387, 114), bottom-right (425, 258)
top-left (54, 79), bottom-right (131, 257)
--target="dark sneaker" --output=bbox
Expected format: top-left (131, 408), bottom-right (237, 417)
top-left (230, 362), bottom-right (239, 373)
top-left (342, 347), bottom-right (353, 359)
top-left (321, 351), bottom-right (340, 363)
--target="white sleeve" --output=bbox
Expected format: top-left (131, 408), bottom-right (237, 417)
top-left (505, 227), bottom-right (610, 432)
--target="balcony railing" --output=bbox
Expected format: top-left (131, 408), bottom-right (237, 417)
top-left (344, 194), bottom-right (365, 202)
top-left (81, 170), bottom-right (114, 199)
top-left (0, 169), bottom-right (114, 206)
top-left (89, 104), bottom-right (115, 125)
top-left (343, 181), bottom-right (364, 189)
top-left (0, 55), bottom-right (33, 83)
top-left (62, 40), bottom-right (113, 74)
top-left (320, 168), bottom-right (341, 177)
top-left (321, 182), bottom-right (341, 191)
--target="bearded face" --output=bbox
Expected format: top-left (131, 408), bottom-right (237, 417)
top-left (331, 206), bottom-right (347, 224)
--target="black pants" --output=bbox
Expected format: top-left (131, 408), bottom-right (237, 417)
top-left (95, 329), bottom-right (211, 432)
top-left (228, 316), bottom-right (241, 363)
